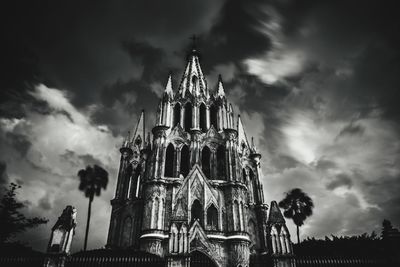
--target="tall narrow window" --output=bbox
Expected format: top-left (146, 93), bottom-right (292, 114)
top-left (164, 143), bottom-right (174, 177)
top-left (135, 175), bottom-right (141, 198)
top-left (201, 146), bottom-right (211, 179)
top-left (245, 168), bottom-right (254, 203)
top-left (180, 145), bottom-right (190, 177)
top-left (200, 103), bottom-right (207, 132)
top-left (184, 102), bottom-right (192, 132)
top-left (210, 104), bottom-right (218, 129)
top-left (249, 169), bottom-right (257, 202)
top-left (206, 204), bottom-right (218, 230)
top-left (152, 197), bottom-right (159, 229)
top-left (242, 168), bottom-right (246, 183)
top-left (174, 103), bottom-right (181, 127)
top-left (216, 145), bottom-right (226, 179)
top-left (191, 199), bottom-right (203, 226)
top-left (233, 200), bottom-right (240, 231)
top-left (129, 166), bottom-right (141, 199)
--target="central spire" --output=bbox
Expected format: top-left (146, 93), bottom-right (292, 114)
top-left (177, 37), bottom-right (208, 99)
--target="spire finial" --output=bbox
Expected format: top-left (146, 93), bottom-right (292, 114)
top-left (164, 74), bottom-right (173, 98)
top-left (186, 35), bottom-right (201, 60)
top-left (251, 136), bottom-right (259, 154)
top-left (190, 35), bottom-right (198, 51)
top-left (122, 131), bottom-right (131, 148)
top-left (216, 74), bottom-right (226, 97)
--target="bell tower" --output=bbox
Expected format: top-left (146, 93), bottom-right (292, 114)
top-left (107, 111), bottom-right (150, 249)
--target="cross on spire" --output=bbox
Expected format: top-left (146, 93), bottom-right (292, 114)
top-left (190, 35), bottom-right (198, 50)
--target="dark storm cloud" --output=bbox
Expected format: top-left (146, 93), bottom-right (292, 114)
top-left (0, 161), bottom-right (8, 185)
top-left (201, 0), bottom-right (271, 66)
top-left (2, 0), bottom-right (226, 105)
top-left (285, 0), bottom-right (399, 120)
top-left (314, 159), bottom-right (337, 171)
top-left (38, 194), bottom-right (52, 211)
top-left (5, 132), bottom-right (31, 158)
top-left (326, 173), bottom-right (354, 190)
top-left (60, 149), bottom-right (105, 169)
top-left (270, 154), bottom-right (302, 171)
top-left (1, 42), bottom-right (41, 118)
top-left (337, 122), bottom-right (365, 138)
top-left (122, 40), bottom-right (167, 82)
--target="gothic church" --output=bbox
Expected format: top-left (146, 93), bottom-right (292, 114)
top-left (106, 45), bottom-right (294, 267)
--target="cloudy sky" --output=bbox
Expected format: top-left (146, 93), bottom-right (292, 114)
top-left (1, 0), bottom-right (399, 252)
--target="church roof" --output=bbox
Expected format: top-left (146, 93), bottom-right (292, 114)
top-left (52, 205), bottom-right (77, 231)
top-left (130, 110), bottom-right (145, 150)
top-left (237, 115), bottom-right (250, 150)
top-left (268, 201), bottom-right (286, 224)
top-left (177, 47), bottom-right (208, 99)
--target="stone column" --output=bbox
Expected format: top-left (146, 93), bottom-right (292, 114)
top-left (206, 106), bottom-right (210, 130)
top-left (152, 126), bottom-right (169, 179)
top-left (190, 129), bottom-right (202, 166)
top-left (224, 128), bottom-right (238, 181)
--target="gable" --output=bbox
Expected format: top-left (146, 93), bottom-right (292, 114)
top-left (171, 165), bottom-right (220, 220)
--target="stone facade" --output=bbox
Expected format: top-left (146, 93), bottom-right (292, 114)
top-left (106, 46), bottom-right (295, 267)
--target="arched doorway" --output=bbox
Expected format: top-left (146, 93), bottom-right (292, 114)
top-left (190, 250), bottom-right (218, 267)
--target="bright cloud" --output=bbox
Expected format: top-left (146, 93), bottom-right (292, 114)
top-left (245, 48), bottom-right (307, 84)
top-left (0, 84), bottom-right (122, 251)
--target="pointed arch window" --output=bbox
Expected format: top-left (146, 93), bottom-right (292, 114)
top-left (200, 103), bottom-right (207, 132)
top-left (201, 146), bottom-right (211, 179)
top-left (216, 145), bottom-right (226, 179)
top-left (173, 103), bottom-right (181, 127)
top-left (191, 199), bottom-right (203, 226)
top-left (164, 143), bottom-right (175, 177)
top-left (210, 104), bottom-right (218, 130)
top-left (206, 204), bottom-right (218, 230)
top-left (184, 102), bottom-right (192, 132)
top-left (180, 145), bottom-right (190, 177)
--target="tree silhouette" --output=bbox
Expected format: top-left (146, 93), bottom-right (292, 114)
top-left (78, 165), bottom-right (108, 251)
top-left (381, 219), bottom-right (394, 239)
top-left (0, 183), bottom-right (48, 244)
top-left (294, 232), bottom-right (382, 256)
top-left (279, 188), bottom-right (314, 244)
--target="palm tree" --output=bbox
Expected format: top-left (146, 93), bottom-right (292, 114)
top-left (78, 165), bottom-right (108, 251)
top-left (279, 188), bottom-right (314, 244)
